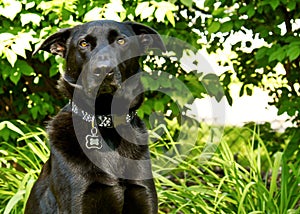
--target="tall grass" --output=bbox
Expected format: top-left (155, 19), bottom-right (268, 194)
top-left (152, 125), bottom-right (300, 214)
top-left (0, 120), bottom-right (299, 213)
top-left (0, 120), bottom-right (49, 214)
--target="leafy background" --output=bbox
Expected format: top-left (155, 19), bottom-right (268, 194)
top-left (0, 0), bottom-right (299, 213)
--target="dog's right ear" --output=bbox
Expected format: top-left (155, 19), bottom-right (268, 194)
top-left (125, 22), bottom-right (166, 53)
top-left (33, 28), bottom-right (72, 58)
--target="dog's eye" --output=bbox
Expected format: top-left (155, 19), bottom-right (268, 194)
top-left (116, 38), bottom-right (126, 45)
top-left (79, 40), bottom-right (89, 48)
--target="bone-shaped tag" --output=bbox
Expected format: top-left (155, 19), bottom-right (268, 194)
top-left (85, 127), bottom-right (103, 150)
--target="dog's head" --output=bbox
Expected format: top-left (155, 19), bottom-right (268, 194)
top-left (34, 20), bottom-right (165, 99)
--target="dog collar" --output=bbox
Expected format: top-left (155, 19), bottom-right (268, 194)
top-left (63, 101), bottom-right (137, 128)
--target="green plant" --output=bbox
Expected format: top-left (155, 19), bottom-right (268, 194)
top-left (154, 125), bottom-right (300, 213)
top-left (0, 120), bottom-right (49, 214)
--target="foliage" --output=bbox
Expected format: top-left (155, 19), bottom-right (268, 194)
top-left (0, 121), bottom-right (49, 214)
top-left (155, 126), bottom-right (300, 213)
top-left (200, 0), bottom-right (300, 160)
top-left (0, 0), bottom-right (218, 126)
top-left (0, 2), bottom-right (298, 116)
top-left (1, 0), bottom-right (298, 144)
top-left (1, 121), bottom-right (299, 213)
top-left (202, 0), bottom-right (300, 122)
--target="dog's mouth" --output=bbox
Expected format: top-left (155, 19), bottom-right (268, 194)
top-left (64, 66), bottom-right (122, 97)
top-left (63, 75), bottom-right (83, 90)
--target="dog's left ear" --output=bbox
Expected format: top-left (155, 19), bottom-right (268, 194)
top-left (125, 22), bottom-right (166, 52)
top-left (33, 28), bottom-right (72, 58)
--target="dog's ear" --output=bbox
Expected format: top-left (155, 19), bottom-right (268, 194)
top-left (125, 22), bottom-right (166, 52)
top-left (33, 28), bottom-right (72, 58)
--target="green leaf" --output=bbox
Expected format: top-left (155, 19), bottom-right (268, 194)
top-left (246, 86), bottom-right (252, 96)
top-left (212, 8), bottom-right (225, 17)
top-left (268, 0), bottom-right (280, 10)
top-left (15, 60), bottom-right (34, 76)
top-left (269, 47), bottom-right (286, 62)
top-left (166, 11), bottom-right (175, 27)
top-left (239, 5), bottom-right (248, 14)
top-left (49, 65), bottom-right (59, 77)
top-left (170, 102), bottom-right (180, 115)
top-left (154, 101), bottom-right (164, 112)
top-left (224, 90), bottom-right (233, 106)
top-left (4, 190), bottom-right (26, 214)
top-left (5, 121), bottom-right (24, 135)
top-left (283, 130), bottom-right (300, 158)
top-left (201, 73), bottom-right (223, 100)
top-left (9, 70), bottom-right (21, 85)
top-left (140, 102), bottom-right (152, 115)
top-left (220, 21), bottom-right (233, 33)
top-left (255, 47), bottom-right (269, 60)
top-left (30, 106), bottom-right (39, 120)
top-left (269, 152), bottom-right (282, 200)
top-left (276, 50), bottom-right (286, 62)
top-left (247, 6), bottom-right (255, 18)
top-left (286, 46), bottom-right (300, 61)
top-left (222, 72), bottom-right (232, 86)
top-left (278, 99), bottom-right (289, 115)
top-left (234, 20), bottom-right (245, 29)
top-left (175, 22), bottom-right (188, 30)
top-left (1, 60), bottom-right (11, 80)
top-left (207, 21), bottom-right (221, 34)
top-left (180, 0), bottom-right (193, 8)
top-left (204, 0), bottom-right (215, 8)
top-left (287, 1), bottom-right (296, 11)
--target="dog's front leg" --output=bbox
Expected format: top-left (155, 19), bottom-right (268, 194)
top-left (122, 180), bottom-right (158, 214)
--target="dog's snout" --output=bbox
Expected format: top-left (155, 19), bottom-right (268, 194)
top-left (93, 53), bottom-right (115, 77)
top-left (99, 53), bottom-right (110, 62)
top-left (94, 62), bottom-right (112, 77)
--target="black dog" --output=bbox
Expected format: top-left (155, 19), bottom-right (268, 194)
top-left (25, 20), bottom-right (165, 214)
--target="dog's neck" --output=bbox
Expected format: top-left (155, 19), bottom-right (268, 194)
top-left (62, 100), bottom-right (136, 128)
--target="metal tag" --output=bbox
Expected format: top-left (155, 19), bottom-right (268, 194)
top-left (85, 127), bottom-right (103, 150)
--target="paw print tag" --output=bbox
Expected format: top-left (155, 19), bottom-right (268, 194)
top-left (85, 127), bottom-right (103, 150)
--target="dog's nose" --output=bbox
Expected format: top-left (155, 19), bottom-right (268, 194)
top-left (94, 61), bottom-right (113, 77)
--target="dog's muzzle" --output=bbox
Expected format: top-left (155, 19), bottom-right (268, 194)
top-left (64, 54), bottom-right (123, 97)
top-left (86, 61), bottom-right (122, 96)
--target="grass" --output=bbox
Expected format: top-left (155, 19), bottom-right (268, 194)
top-left (0, 120), bottom-right (49, 214)
top-left (151, 123), bottom-right (300, 213)
top-left (0, 120), bottom-right (299, 213)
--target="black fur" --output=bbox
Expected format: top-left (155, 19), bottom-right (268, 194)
top-left (25, 20), bottom-right (165, 214)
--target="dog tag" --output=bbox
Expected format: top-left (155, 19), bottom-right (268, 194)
top-left (85, 127), bottom-right (103, 150)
